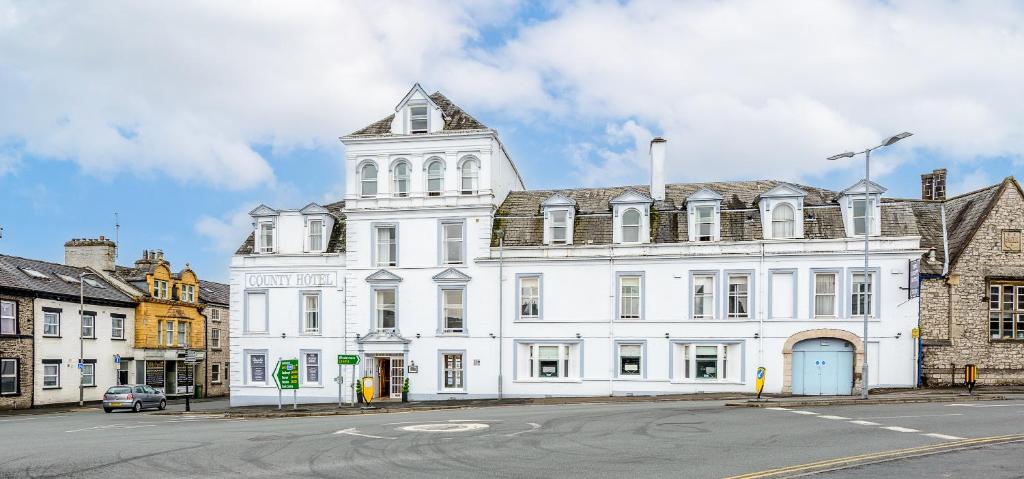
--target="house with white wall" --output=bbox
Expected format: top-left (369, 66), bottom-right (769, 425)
top-left (230, 83), bottom-right (928, 405)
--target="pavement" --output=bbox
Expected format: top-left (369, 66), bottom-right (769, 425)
top-left (2, 396), bottom-right (1023, 478)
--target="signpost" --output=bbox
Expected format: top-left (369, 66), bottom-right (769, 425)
top-left (755, 367), bottom-right (766, 400)
top-left (273, 358), bottom-right (300, 410)
top-left (338, 355), bottom-right (359, 407)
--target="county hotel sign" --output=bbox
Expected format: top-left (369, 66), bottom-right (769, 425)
top-left (245, 272), bottom-right (338, 288)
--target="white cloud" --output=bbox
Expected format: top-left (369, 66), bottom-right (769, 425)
top-left (949, 168), bottom-right (993, 196)
top-left (195, 204), bottom-right (256, 253)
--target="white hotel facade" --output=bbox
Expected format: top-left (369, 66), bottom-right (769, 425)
top-left (229, 84), bottom-right (926, 405)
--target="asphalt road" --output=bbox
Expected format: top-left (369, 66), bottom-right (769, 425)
top-left (1, 399), bottom-right (1022, 478)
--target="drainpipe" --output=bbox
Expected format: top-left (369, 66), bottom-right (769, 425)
top-left (497, 231), bottom-right (504, 400)
top-left (758, 242), bottom-right (765, 367)
top-left (608, 244), bottom-right (615, 397)
top-left (204, 309), bottom-right (209, 398)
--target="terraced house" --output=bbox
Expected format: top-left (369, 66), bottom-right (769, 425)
top-left (232, 84), bottom-right (936, 405)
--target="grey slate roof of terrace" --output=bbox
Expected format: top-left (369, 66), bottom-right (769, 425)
top-left (198, 280), bottom-right (229, 306)
top-left (346, 92), bottom-right (489, 137)
top-left (235, 200), bottom-right (347, 255)
top-left (0, 254), bottom-right (135, 305)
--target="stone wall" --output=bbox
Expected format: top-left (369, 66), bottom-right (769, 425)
top-left (922, 183), bottom-right (1024, 386)
top-left (203, 306), bottom-right (229, 397)
top-left (0, 294), bottom-right (34, 409)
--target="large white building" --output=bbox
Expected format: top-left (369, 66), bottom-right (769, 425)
top-left (229, 84), bottom-right (927, 406)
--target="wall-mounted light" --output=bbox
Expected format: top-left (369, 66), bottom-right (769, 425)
top-left (355, 333), bottom-right (361, 339)
top-left (415, 333), bottom-right (421, 339)
top-left (664, 333), bottom-right (670, 339)
top-left (489, 333), bottom-right (496, 339)
top-left (895, 332), bottom-right (902, 339)
top-left (575, 333), bottom-right (581, 339)
top-left (281, 332), bottom-right (286, 339)
top-left (754, 332), bottom-right (760, 339)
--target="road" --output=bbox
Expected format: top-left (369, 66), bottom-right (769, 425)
top-left (1, 399), bottom-right (1022, 478)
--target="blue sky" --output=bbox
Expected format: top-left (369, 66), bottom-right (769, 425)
top-left (1, 1), bottom-right (1022, 282)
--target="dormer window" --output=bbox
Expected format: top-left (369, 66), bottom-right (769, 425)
top-left (771, 204), bottom-right (796, 238)
top-left (852, 199), bottom-right (868, 235)
top-left (154, 280), bottom-right (169, 299)
top-left (259, 221), bottom-right (275, 253)
top-left (695, 206), bottom-right (715, 241)
top-left (308, 219), bottom-right (324, 252)
top-left (410, 105), bottom-right (428, 133)
top-left (621, 209), bottom-right (641, 243)
top-left (839, 180), bottom-right (885, 238)
top-left (179, 284), bottom-right (196, 303)
top-left (360, 162), bottom-right (378, 198)
top-left (610, 190), bottom-right (653, 244)
top-left (426, 159), bottom-right (444, 196)
top-left (551, 211), bottom-right (569, 244)
top-left (541, 193), bottom-right (577, 245)
top-left (758, 184), bottom-right (807, 240)
top-left (460, 158), bottom-right (479, 195)
top-left (686, 187), bottom-right (723, 242)
top-left (392, 161), bottom-right (410, 197)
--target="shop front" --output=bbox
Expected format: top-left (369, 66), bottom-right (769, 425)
top-left (139, 349), bottom-right (205, 396)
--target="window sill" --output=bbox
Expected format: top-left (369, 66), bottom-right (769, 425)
top-left (299, 333), bottom-right (322, 337)
top-left (990, 339), bottom-right (1024, 343)
top-left (211, 381), bottom-right (222, 385)
top-left (111, 338), bottom-right (126, 341)
top-left (42, 386), bottom-right (61, 390)
top-left (438, 332), bottom-right (468, 337)
top-left (671, 379), bottom-right (744, 385)
top-left (614, 376), bottom-right (646, 381)
top-left (83, 337), bottom-right (96, 340)
top-left (514, 378), bottom-right (582, 384)
top-left (439, 389), bottom-right (467, 394)
top-left (42, 336), bottom-right (62, 339)
top-left (0, 392), bottom-right (20, 396)
top-left (82, 385), bottom-right (97, 388)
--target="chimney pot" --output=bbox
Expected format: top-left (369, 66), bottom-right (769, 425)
top-left (649, 137), bottom-right (667, 201)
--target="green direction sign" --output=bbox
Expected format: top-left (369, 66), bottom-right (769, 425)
top-left (274, 359), bottom-right (299, 390)
top-left (338, 354), bottom-right (360, 365)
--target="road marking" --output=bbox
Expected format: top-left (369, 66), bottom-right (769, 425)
top-left (725, 434), bottom-right (1024, 478)
top-left (764, 407), bottom-right (790, 411)
top-left (399, 423), bottom-right (490, 433)
top-left (923, 433), bottom-right (965, 440)
top-left (848, 420), bottom-right (881, 426)
top-left (818, 415), bottom-right (849, 420)
top-left (857, 413), bottom-right (963, 419)
top-left (66, 424), bottom-right (157, 433)
top-left (505, 422), bottom-right (542, 437)
top-left (333, 428), bottom-right (395, 440)
top-left (946, 403), bottom-right (1019, 408)
top-left (790, 410), bottom-right (818, 415)
top-left (881, 426), bottom-right (920, 433)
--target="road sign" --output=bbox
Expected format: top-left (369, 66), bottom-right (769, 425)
top-left (77, 362), bottom-right (83, 370)
top-left (338, 354), bottom-right (359, 365)
top-left (114, 354), bottom-right (121, 364)
top-left (755, 367), bottom-right (766, 400)
top-left (912, 327), bottom-right (920, 339)
top-left (274, 359), bottom-right (300, 390)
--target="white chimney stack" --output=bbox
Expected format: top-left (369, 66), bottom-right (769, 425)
top-left (649, 137), bottom-right (666, 201)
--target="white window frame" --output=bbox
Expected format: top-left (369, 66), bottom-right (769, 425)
top-left (850, 270), bottom-right (877, 318)
top-left (617, 343), bottom-right (644, 378)
top-left (695, 205), bottom-right (715, 241)
top-left (517, 274), bottom-right (542, 321)
top-left (673, 342), bottom-right (740, 382)
top-left (460, 158), bottom-right (479, 195)
top-left (441, 351), bottom-right (465, 392)
top-left (211, 308), bottom-right (221, 322)
top-left (771, 203), bottom-right (796, 239)
top-left (211, 328), bottom-right (221, 348)
top-left (302, 292), bottom-right (321, 335)
top-left (550, 209), bottom-right (569, 244)
top-left (81, 313), bottom-right (95, 339)
top-left (373, 288), bottom-right (397, 332)
top-left (374, 224), bottom-right (398, 267)
top-left (440, 287), bottom-right (466, 334)
top-left (210, 363), bottom-right (221, 384)
top-left (813, 271), bottom-right (839, 319)
top-left (180, 284), bottom-right (195, 302)
top-left (302, 351), bottom-right (321, 386)
top-left (0, 300), bottom-right (15, 335)
top-left (529, 344), bottom-right (571, 379)
top-left (43, 362), bottom-right (60, 388)
top-left (409, 104), bottom-right (429, 133)
top-left (852, 198), bottom-right (868, 236)
top-left (392, 160), bottom-right (410, 197)
top-left (244, 290), bottom-right (269, 334)
top-left (360, 162), bottom-right (378, 198)
top-left (726, 273), bottom-right (752, 319)
top-left (307, 218), bottom-right (325, 253)
top-left (440, 220), bottom-right (465, 265)
top-left (621, 208), bottom-right (642, 244)
top-left (426, 159), bottom-right (444, 196)
top-left (153, 279), bottom-right (169, 299)
top-left (691, 273), bottom-right (717, 320)
top-left (177, 321), bottom-right (188, 347)
top-left (617, 274), bottom-right (643, 320)
top-left (81, 363), bottom-right (95, 387)
top-left (43, 310), bottom-right (60, 337)
top-left (111, 315), bottom-right (125, 340)
top-left (258, 220), bottom-right (276, 254)
top-left (0, 358), bottom-right (17, 395)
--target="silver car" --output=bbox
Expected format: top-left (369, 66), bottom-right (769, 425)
top-left (103, 385), bottom-right (166, 413)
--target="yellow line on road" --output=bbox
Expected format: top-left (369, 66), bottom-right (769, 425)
top-left (725, 434), bottom-right (1024, 479)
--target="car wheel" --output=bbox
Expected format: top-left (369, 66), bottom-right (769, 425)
top-left (158, 399), bottom-right (166, 410)
top-left (103, 408), bottom-right (112, 413)
top-left (132, 401), bottom-right (142, 413)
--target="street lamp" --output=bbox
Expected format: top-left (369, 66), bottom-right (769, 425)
top-left (828, 132), bottom-right (912, 399)
top-left (79, 271), bottom-right (99, 406)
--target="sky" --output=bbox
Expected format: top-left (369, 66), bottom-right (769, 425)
top-left (1, 0), bottom-right (1022, 282)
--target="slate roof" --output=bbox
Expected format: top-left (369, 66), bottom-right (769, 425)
top-left (235, 201), bottom-right (346, 255)
top-left (0, 254), bottom-right (135, 305)
top-left (347, 92), bottom-right (488, 137)
top-left (943, 183), bottom-right (1003, 270)
top-left (198, 280), bottom-right (229, 306)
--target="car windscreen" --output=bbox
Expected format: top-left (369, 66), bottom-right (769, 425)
top-left (107, 387), bottom-right (132, 394)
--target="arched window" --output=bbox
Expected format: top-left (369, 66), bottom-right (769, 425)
top-left (460, 158), bottom-right (479, 195)
top-left (622, 208), bottom-right (641, 243)
top-left (392, 161), bottom-right (410, 197)
top-left (772, 203), bottom-right (796, 238)
top-left (426, 160), bottom-right (444, 196)
top-left (360, 163), bottom-right (378, 198)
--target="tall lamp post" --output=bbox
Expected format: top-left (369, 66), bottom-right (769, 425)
top-left (79, 271), bottom-right (99, 406)
top-left (828, 131), bottom-right (912, 399)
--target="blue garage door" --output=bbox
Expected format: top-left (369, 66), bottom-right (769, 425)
top-left (792, 338), bottom-right (854, 396)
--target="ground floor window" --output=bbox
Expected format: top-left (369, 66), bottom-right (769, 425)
top-left (81, 363), bottom-right (95, 386)
top-left (674, 343), bottom-right (739, 381)
top-left (247, 352), bottom-right (267, 385)
top-left (989, 283), bottom-right (1024, 340)
top-left (529, 344), bottom-right (570, 379)
top-left (442, 353), bottom-right (464, 390)
top-left (0, 359), bottom-right (17, 395)
top-left (211, 364), bottom-right (221, 384)
top-left (618, 343), bottom-right (643, 377)
top-left (43, 362), bottom-right (60, 388)
top-left (303, 352), bottom-right (320, 385)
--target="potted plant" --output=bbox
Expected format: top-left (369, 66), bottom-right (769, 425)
top-left (355, 378), bottom-right (363, 404)
top-left (402, 377), bottom-right (410, 402)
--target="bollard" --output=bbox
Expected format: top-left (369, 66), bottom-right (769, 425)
top-left (965, 364), bottom-right (977, 395)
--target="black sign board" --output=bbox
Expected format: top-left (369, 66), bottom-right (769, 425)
top-left (250, 354), bottom-right (266, 382)
top-left (145, 360), bottom-right (164, 387)
top-left (909, 259), bottom-right (921, 299)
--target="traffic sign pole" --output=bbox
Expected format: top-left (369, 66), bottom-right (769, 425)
top-left (337, 355), bottom-right (360, 407)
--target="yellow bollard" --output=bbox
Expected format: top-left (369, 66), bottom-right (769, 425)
top-left (361, 376), bottom-right (375, 405)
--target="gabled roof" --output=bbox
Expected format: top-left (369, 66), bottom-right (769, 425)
top-left (943, 178), bottom-right (1020, 270)
top-left (841, 179), bottom-right (887, 195)
top-left (346, 92), bottom-right (488, 137)
top-left (541, 193), bottom-right (577, 208)
top-left (759, 183), bottom-right (808, 200)
top-left (432, 268), bottom-right (472, 283)
top-left (393, 83), bottom-right (439, 112)
top-left (299, 203), bottom-right (330, 215)
top-left (687, 187), bottom-right (724, 202)
top-left (0, 254), bottom-right (134, 305)
top-left (609, 189), bottom-right (653, 205)
top-left (236, 201), bottom-right (346, 255)
top-left (249, 204), bottom-right (279, 217)
top-left (366, 269), bottom-right (403, 283)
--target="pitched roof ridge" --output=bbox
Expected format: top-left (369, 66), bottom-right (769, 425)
top-left (0, 253), bottom-right (89, 273)
top-left (942, 182), bottom-right (1002, 202)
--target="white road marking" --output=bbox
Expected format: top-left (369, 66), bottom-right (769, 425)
top-left (399, 423), bottom-right (490, 433)
top-left (848, 420), bottom-right (881, 426)
top-left (818, 415), bottom-right (849, 420)
top-left (946, 403), bottom-right (1019, 408)
top-left (764, 407), bottom-right (790, 411)
top-left (922, 433), bottom-right (965, 440)
top-left (881, 426), bottom-right (920, 433)
top-left (333, 428), bottom-right (395, 440)
top-left (790, 410), bottom-right (818, 415)
top-left (857, 413), bottom-right (964, 419)
top-left (0, 414), bottom-right (67, 423)
top-left (66, 424), bottom-right (157, 433)
top-left (505, 422), bottom-right (542, 437)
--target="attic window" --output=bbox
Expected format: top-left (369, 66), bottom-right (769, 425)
top-left (20, 268), bottom-right (50, 280)
top-left (410, 105), bottom-right (428, 133)
top-left (83, 277), bottom-right (104, 288)
top-left (57, 274), bottom-right (80, 284)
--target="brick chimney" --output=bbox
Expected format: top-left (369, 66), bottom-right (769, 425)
top-left (921, 168), bottom-right (947, 201)
top-left (64, 236), bottom-right (116, 272)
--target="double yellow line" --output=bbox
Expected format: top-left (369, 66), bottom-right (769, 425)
top-left (726, 434), bottom-right (1024, 478)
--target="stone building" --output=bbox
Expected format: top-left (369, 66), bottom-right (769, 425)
top-left (0, 289), bottom-right (33, 410)
top-left (199, 280), bottom-right (229, 397)
top-left (916, 173), bottom-right (1024, 385)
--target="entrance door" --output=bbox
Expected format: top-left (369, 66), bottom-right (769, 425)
top-left (376, 357), bottom-right (391, 399)
top-left (792, 338), bottom-right (854, 396)
top-left (118, 362), bottom-right (129, 385)
top-left (390, 357), bottom-right (404, 399)
top-left (165, 361), bottom-right (177, 396)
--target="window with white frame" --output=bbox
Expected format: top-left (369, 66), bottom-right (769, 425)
top-left (460, 158), bottom-right (479, 195)
top-left (442, 288), bottom-right (465, 333)
top-left (157, 320), bottom-right (163, 345)
top-left (81, 363), bottom-right (95, 386)
top-left (375, 225), bottom-right (397, 267)
top-left (989, 283), bottom-right (1024, 340)
top-left (442, 353), bottom-right (464, 390)
top-left (0, 300), bottom-right (15, 335)
top-left (43, 362), bottom-right (59, 388)
top-left (211, 363), bottom-right (221, 383)
top-left (677, 344), bottom-right (735, 381)
top-left (618, 275), bottom-right (641, 320)
top-left (692, 274), bottom-right (715, 319)
top-left (814, 272), bottom-right (838, 318)
top-left (621, 209), bottom-right (641, 243)
top-left (441, 222), bottom-right (464, 265)
top-left (392, 161), bottom-right (410, 197)
top-left (695, 206), bottom-right (715, 241)
top-left (247, 352), bottom-right (267, 384)
top-left (550, 210), bottom-right (569, 244)
top-left (303, 352), bottom-right (320, 384)
top-left (772, 203), bottom-right (796, 238)
top-left (211, 308), bottom-right (220, 321)
top-left (245, 291), bottom-right (268, 333)
top-left (851, 272), bottom-right (874, 317)
top-left (303, 293), bottom-right (320, 334)
top-left (308, 219), bottom-right (324, 252)
top-left (180, 284), bottom-right (195, 302)
top-left (211, 328), bottom-right (221, 348)
top-left (81, 313), bottom-right (95, 338)
top-left (852, 198), bottom-right (869, 236)
top-left (375, 289), bottom-right (396, 331)
top-left (409, 104), bottom-right (428, 133)
top-left (164, 321), bottom-right (174, 345)
top-left (43, 310), bottom-right (60, 336)
top-left (360, 163), bottom-right (378, 197)
top-left (519, 276), bottom-right (541, 320)
top-left (618, 344), bottom-right (642, 376)
top-left (529, 344), bottom-right (570, 379)
top-left (426, 160), bottom-right (444, 196)
top-left (259, 221), bottom-right (275, 253)
top-left (727, 275), bottom-right (750, 319)
top-left (1, 359), bottom-right (17, 395)
top-left (177, 321), bottom-right (188, 347)
top-left (111, 315), bottom-right (124, 339)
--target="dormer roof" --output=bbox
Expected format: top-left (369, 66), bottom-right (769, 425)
top-left (249, 204), bottom-right (279, 217)
top-left (394, 83), bottom-right (440, 112)
top-left (541, 193), bottom-right (577, 208)
top-left (299, 202), bottom-right (330, 215)
top-left (758, 183), bottom-right (808, 200)
top-left (609, 189), bottom-right (653, 205)
top-left (687, 187), bottom-right (724, 202)
top-left (841, 179), bottom-right (887, 195)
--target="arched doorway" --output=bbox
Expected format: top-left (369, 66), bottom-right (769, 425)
top-left (782, 329), bottom-right (863, 395)
top-left (792, 338), bottom-right (854, 395)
